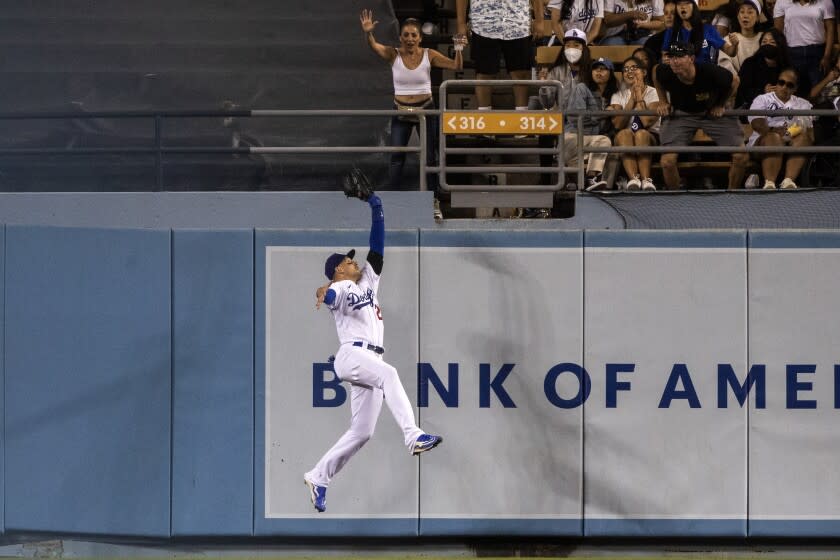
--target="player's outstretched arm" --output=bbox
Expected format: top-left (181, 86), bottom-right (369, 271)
top-left (366, 194), bottom-right (384, 275)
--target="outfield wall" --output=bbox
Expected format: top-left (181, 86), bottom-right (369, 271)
top-left (3, 226), bottom-right (840, 538)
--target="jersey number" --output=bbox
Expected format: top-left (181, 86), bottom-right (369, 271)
top-left (375, 304), bottom-right (383, 320)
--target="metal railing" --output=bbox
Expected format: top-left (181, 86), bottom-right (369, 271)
top-left (0, 102), bottom-right (838, 198)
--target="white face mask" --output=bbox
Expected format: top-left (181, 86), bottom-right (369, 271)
top-left (564, 48), bottom-right (583, 63)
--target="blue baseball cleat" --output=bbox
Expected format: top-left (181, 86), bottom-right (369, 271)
top-left (304, 478), bottom-right (327, 513)
top-left (412, 434), bottom-right (443, 456)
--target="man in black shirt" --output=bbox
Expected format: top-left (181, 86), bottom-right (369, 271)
top-left (653, 41), bottom-right (749, 190)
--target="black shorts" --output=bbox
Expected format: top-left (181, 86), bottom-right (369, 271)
top-left (471, 33), bottom-right (533, 75)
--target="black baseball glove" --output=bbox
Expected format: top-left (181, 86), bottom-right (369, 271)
top-left (342, 166), bottom-right (374, 202)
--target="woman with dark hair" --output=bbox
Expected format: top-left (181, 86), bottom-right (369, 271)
top-left (631, 46), bottom-right (657, 83)
top-left (773, 0), bottom-right (835, 96)
top-left (542, 28), bottom-right (595, 89)
top-left (360, 10), bottom-right (464, 219)
top-left (609, 56), bottom-right (661, 190)
top-left (663, 0), bottom-right (726, 63)
top-left (643, 0), bottom-right (676, 61)
top-left (548, 0), bottom-right (605, 44)
top-left (719, 0), bottom-right (763, 75)
top-left (735, 28), bottom-right (791, 107)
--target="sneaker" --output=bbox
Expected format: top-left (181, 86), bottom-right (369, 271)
top-left (762, 180), bottom-right (777, 190)
top-left (411, 434), bottom-right (443, 456)
top-left (585, 175), bottom-right (608, 191)
top-left (745, 173), bottom-right (760, 189)
top-left (780, 177), bottom-right (798, 189)
top-left (626, 176), bottom-right (642, 191)
top-left (641, 178), bottom-right (656, 191)
top-left (433, 198), bottom-right (443, 221)
top-left (304, 478), bottom-right (327, 513)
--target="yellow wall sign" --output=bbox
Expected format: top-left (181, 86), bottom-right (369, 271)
top-left (442, 112), bottom-right (563, 135)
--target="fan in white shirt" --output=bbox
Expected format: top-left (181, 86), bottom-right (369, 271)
top-left (747, 68), bottom-right (814, 189)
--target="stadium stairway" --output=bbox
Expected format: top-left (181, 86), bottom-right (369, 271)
top-left (0, 0), bottom-right (401, 190)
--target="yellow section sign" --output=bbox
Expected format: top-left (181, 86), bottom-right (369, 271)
top-left (443, 111), bottom-right (562, 135)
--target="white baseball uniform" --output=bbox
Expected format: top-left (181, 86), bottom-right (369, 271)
top-left (305, 258), bottom-right (424, 488)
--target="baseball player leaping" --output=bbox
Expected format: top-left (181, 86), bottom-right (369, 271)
top-left (303, 193), bottom-right (443, 513)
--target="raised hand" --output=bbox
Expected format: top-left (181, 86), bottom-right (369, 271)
top-left (360, 9), bottom-right (377, 33)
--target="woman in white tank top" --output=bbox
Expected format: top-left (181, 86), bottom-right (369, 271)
top-left (360, 10), bottom-right (464, 220)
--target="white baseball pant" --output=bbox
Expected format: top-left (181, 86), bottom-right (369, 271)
top-left (305, 343), bottom-right (424, 487)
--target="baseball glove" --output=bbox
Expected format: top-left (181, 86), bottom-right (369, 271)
top-left (342, 166), bottom-right (374, 201)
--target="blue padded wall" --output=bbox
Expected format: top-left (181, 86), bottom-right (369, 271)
top-left (4, 226), bottom-right (171, 536)
top-left (171, 230), bottom-right (254, 536)
top-left (0, 226), bottom-right (4, 535)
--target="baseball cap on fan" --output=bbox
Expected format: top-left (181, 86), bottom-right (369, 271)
top-left (742, 0), bottom-right (762, 12)
top-left (667, 40), bottom-right (695, 57)
top-left (324, 249), bottom-right (356, 280)
top-left (563, 28), bottom-right (587, 44)
top-left (592, 57), bottom-right (614, 71)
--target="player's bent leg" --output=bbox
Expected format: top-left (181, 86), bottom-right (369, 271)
top-left (304, 385), bottom-right (383, 493)
top-left (340, 347), bottom-right (424, 447)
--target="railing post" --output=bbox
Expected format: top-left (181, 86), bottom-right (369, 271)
top-left (419, 113), bottom-right (427, 191)
top-left (154, 115), bottom-right (163, 191)
top-left (577, 114), bottom-right (584, 190)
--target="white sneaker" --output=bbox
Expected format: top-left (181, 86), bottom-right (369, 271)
top-left (626, 176), bottom-right (642, 191)
top-left (585, 175), bottom-right (608, 191)
top-left (433, 198), bottom-right (443, 221)
top-left (762, 180), bottom-right (777, 190)
top-left (745, 173), bottom-right (760, 189)
top-left (641, 178), bottom-right (656, 191)
top-left (780, 177), bottom-right (798, 189)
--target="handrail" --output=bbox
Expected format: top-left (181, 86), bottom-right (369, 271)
top-left (0, 101), bottom-right (838, 194)
top-left (0, 108), bottom-right (431, 190)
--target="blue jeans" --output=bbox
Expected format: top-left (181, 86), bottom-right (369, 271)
top-left (789, 44), bottom-right (825, 97)
top-left (389, 109), bottom-right (440, 192)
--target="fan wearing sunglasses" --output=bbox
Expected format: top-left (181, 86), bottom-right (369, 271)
top-left (747, 67), bottom-right (814, 189)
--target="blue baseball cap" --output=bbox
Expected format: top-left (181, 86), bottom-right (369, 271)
top-left (324, 249), bottom-right (355, 280)
top-left (593, 57), bottom-right (615, 71)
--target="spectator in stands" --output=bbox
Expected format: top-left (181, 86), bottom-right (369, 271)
top-left (644, 0), bottom-right (677, 60)
top-left (590, 57), bottom-right (621, 184)
top-left (747, 67), bottom-right (814, 188)
top-left (548, 0), bottom-right (605, 44)
top-left (719, 0), bottom-right (763, 75)
top-left (610, 56), bottom-right (662, 189)
top-left (653, 41), bottom-right (749, 189)
top-left (456, 0), bottom-right (544, 113)
top-left (664, 0), bottom-right (726, 63)
top-left (759, 0), bottom-right (777, 28)
top-left (735, 28), bottom-right (791, 108)
top-left (528, 30), bottom-right (610, 216)
top-left (360, 10), bottom-right (464, 219)
top-left (773, 0), bottom-right (835, 96)
top-left (632, 46), bottom-right (657, 81)
top-left (712, 0), bottom-right (738, 37)
top-left (809, 51), bottom-right (840, 102)
top-left (599, 0), bottom-right (666, 45)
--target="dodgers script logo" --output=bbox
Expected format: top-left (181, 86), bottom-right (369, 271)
top-left (347, 288), bottom-right (374, 311)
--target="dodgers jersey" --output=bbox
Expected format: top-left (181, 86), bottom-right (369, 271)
top-left (327, 263), bottom-right (384, 347)
top-left (747, 91), bottom-right (813, 145)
